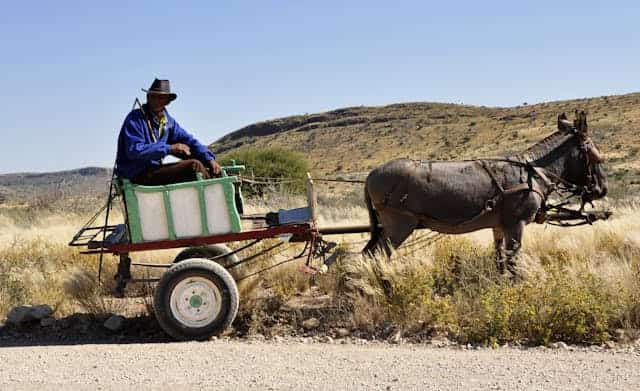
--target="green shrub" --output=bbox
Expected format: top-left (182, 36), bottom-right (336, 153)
top-left (455, 268), bottom-right (626, 345)
top-left (219, 148), bottom-right (310, 196)
top-left (387, 268), bottom-right (457, 331)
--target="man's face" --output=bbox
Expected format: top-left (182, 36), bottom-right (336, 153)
top-left (147, 94), bottom-right (172, 113)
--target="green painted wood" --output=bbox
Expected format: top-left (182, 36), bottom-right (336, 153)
top-left (120, 179), bottom-right (144, 243)
top-left (119, 174), bottom-right (243, 242)
top-left (162, 190), bottom-right (177, 240)
top-left (197, 181), bottom-right (209, 236)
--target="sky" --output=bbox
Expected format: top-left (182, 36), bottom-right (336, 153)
top-left (1, 0), bottom-right (638, 173)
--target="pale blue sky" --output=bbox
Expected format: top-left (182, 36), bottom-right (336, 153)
top-left (1, 0), bottom-right (638, 173)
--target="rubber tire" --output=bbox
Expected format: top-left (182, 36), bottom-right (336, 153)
top-left (153, 258), bottom-right (239, 341)
top-left (173, 244), bottom-right (238, 268)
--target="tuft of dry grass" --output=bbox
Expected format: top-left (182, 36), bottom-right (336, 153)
top-left (2, 194), bottom-right (640, 346)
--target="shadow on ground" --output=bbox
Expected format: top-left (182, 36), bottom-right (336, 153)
top-left (0, 314), bottom-right (171, 347)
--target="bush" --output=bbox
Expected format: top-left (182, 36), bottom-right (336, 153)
top-left (219, 148), bottom-right (310, 196)
top-left (457, 268), bottom-right (625, 345)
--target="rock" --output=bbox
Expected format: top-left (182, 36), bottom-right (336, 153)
top-left (103, 315), bottom-right (125, 332)
top-left (614, 328), bottom-right (637, 344)
top-left (6, 304), bottom-right (54, 326)
top-left (336, 328), bottom-right (350, 338)
top-left (390, 330), bottom-right (403, 344)
top-left (605, 341), bottom-right (616, 350)
top-left (40, 317), bottom-right (56, 327)
top-left (301, 317), bottom-right (320, 330)
top-left (431, 336), bottom-right (452, 348)
top-left (550, 342), bottom-right (568, 350)
top-left (320, 336), bottom-right (334, 344)
top-left (31, 305), bottom-right (54, 320)
top-left (5, 307), bottom-right (31, 326)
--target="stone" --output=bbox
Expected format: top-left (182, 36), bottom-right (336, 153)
top-left (336, 328), bottom-right (350, 338)
top-left (320, 336), bottom-right (334, 344)
top-left (6, 304), bottom-right (54, 326)
top-left (430, 336), bottom-right (452, 348)
top-left (40, 317), bottom-right (56, 327)
top-left (301, 317), bottom-right (320, 330)
top-left (390, 330), bottom-right (403, 344)
top-left (103, 315), bottom-right (125, 332)
top-left (30, 305), bottom-right (54, 320)
top-left (550, 342), bottom-right (568, 350)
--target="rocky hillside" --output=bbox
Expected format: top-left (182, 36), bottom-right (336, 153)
top-left (211, 92), bottom-right (640, 197)
top-left (0, 167), bottom-right (112, 204)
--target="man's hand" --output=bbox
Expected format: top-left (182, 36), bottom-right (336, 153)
top-left (208, 159), bottom-right (222, 176)
top-left (170, 143), bottom-right (191, 158)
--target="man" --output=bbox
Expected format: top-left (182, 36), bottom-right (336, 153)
top-left (115, 78), bottom-right (221, 185)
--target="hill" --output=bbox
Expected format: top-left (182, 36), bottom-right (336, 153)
top-left (211, 92), bottom-right (640, 198)
top-left (1, 93), bottom-right (638, 202)
top-left (0, 167), bottom-right (112, 204)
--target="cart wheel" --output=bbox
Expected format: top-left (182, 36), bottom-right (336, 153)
top-left (173, 244), bottom-right (240, 279)
top-left (173, 244), bottom-right (238, 267)
top-left (154, 258), bottom-right (239, 341)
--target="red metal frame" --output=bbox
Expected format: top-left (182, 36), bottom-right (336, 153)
top-left (102, 223), bottom-right (316, 254)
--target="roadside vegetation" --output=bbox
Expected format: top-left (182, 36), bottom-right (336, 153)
top-left (1, 191), bottom-right (639, 346)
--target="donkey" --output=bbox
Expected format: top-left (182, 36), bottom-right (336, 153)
top-left (363, 111), bottom-right (607, 275)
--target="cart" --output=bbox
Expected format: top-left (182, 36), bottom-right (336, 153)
top-left (69, 164), bottom-right (353, 340)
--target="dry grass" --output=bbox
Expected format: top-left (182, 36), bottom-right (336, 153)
top-left (2, 195), bottom-right (639, 345)
top-left (302, 199), bottom-right (640, 345)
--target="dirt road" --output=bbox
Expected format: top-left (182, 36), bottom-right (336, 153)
top-left (1, 339), bottom-right (639, 390)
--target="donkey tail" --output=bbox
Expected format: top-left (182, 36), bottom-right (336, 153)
top-left (362, 183), bottom-right (392, 258)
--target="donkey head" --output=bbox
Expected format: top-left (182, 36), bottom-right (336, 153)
top-left (557, 111), bottom-right (608, 201)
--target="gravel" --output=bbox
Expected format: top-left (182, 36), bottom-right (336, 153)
top-left (1, 339), bottom-right (639, 390)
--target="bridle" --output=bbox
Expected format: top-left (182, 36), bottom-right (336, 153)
top-left (477, 126), bottom-right (606, 226)
top-left (525, 128), bottom-right (607, 225)
top-left (536, 129), bottom-right (603, 207)
top-left (577, 134), bottom-right (602, 202)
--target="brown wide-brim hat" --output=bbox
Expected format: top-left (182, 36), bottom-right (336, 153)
top-left (142, 78), bottom-right (177, 102)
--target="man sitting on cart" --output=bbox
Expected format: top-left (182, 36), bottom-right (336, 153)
top-left (115, 78), bottom-right (222, 186)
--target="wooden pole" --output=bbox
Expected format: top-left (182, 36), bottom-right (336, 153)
top-left (306, 173), bottom-right (318, 224)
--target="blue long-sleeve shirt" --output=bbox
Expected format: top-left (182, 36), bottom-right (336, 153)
top-left (115, 106), bottom-right (215, 179)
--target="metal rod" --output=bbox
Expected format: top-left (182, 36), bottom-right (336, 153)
top-left (106, 224), bottom-right (312, 253)
top-left (130, 278), bottom-right (160, 283)
top-left (318, 224), bottom-right (376, 235)
top-left (131, 262), bottom-right (172, 268)
top-left (226, 241), bottom-right (285, 269)
top-left (313, 178), bottom-right (365, 184)
top-left (98, 177), bottom-right (115, 285)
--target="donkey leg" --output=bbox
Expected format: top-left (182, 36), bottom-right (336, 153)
top-left (378, 209), bottom-right (419, 255)
top-left (503, 221), bottom-right (525, 278)
top-left (492, 227), bottom-right (506, 274)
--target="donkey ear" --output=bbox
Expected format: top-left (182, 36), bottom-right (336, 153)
top-left (557, 112), bottom-right (573, 131)
top-left (578, 110), bottom-right (588, 134)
